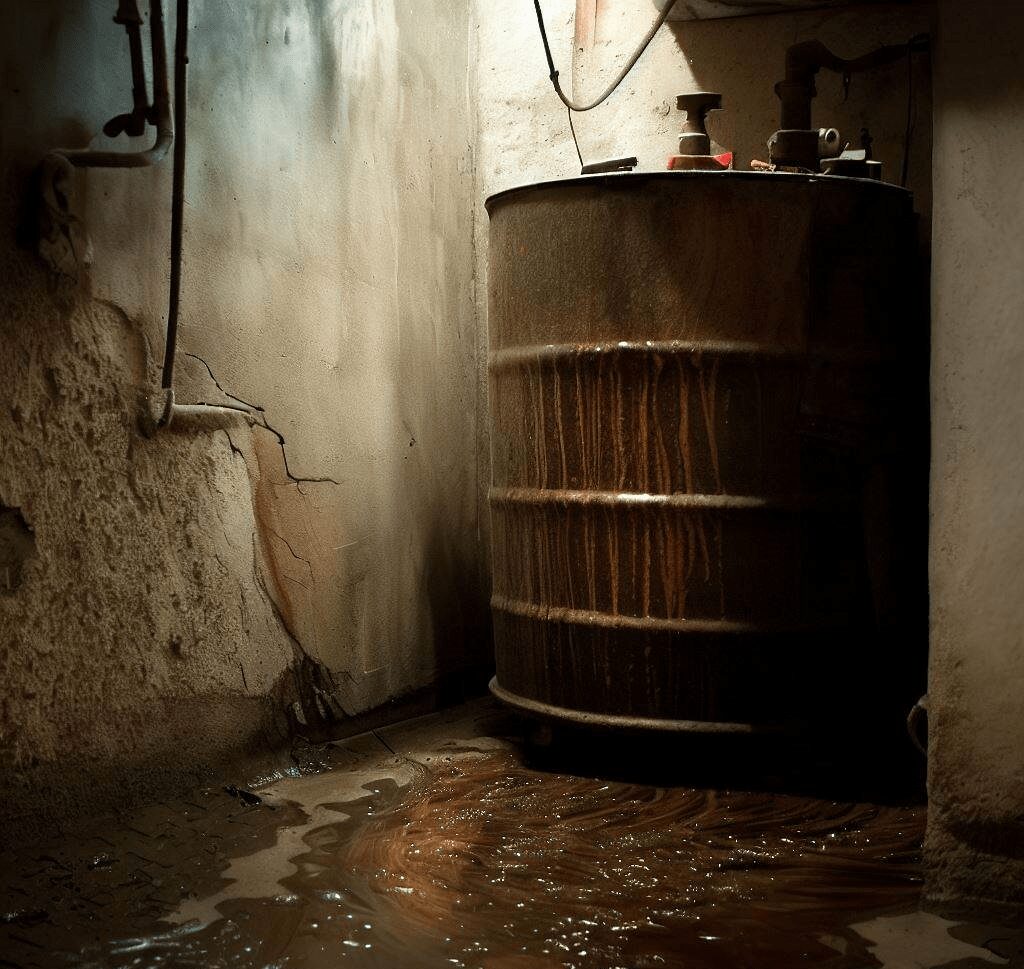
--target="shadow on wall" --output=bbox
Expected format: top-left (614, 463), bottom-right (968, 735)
top-left (423, 516), bottom-right (494, 706)
top-left (0, 505), bottom-right (37, 594)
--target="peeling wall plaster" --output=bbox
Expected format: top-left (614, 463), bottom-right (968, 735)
top-left (0, 0), bottom-right (482, 838)
top-left (0, 253), bottom-right (298, 837)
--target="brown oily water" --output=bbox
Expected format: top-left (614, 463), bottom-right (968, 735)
top-left (39, 750), bottom-right (926, 969)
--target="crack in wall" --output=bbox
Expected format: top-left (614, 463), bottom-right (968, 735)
top-left (183, 352), bottom-right (340, 491)
top-left (221, 429), bottom-right (247, 465)
top-left (267, 526), bottom-right (316, 592)
top-left (183, 351), bottom-right (358, 734)
top-left (252, 532), bottom-right (301, 644)
top-left (250, 531), bottom-right (347, 735)
top-left (267, 526), bottom-right (314, 574)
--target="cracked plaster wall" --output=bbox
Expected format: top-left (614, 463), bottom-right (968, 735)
top-left (1, 0), bottom-right (482, 838)
top-left (926, 0), bottom-right (1024, 923)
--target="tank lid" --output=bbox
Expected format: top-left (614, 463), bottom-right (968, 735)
top-left (484, 168), bottom-right (912, 212)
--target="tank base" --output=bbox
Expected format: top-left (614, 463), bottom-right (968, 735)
top-left (489, 676), bottom-right (795, 736)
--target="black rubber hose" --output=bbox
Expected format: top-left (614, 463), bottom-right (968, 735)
top-left (161, 0), bottom-right (188, 390)
top-left (532, 0), bottom-right (678, 113)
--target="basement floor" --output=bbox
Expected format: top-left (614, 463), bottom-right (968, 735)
top-left (2, 698), bottom-right (1021, 969)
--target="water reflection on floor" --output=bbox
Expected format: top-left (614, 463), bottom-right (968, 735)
top-left (2, 700), bottom-right (1014, 968)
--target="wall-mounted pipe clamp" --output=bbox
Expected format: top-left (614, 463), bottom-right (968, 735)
top-left (146, 387), bottom-right (258, 433)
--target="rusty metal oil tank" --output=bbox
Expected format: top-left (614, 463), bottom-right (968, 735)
top-left (486, 171), bottom-right (921, 734)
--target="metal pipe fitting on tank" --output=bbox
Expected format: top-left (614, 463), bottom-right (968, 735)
top-left (818, 127), bottom-right (841, 159)
top-left (667, 93), bottom-right (732, 171)
top-left (676, 92), bottom-right (718, 155)
top-left (767, 35), bottom-right (929, 170)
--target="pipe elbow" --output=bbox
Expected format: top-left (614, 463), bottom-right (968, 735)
top-left (145, 123), bottom-right (174, 167)
top-left (784, 41), bottom-right (839, 82)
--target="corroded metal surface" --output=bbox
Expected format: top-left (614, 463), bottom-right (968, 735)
top-left (487, 171), bottom-right (918, 730)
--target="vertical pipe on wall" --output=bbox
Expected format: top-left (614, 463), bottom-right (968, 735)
top-left (50, 0), bottom-right (173, 169)
top-left (161, 0), bottom-right (189, 391)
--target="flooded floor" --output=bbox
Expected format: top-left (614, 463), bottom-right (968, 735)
top-left (2, 699), bottom-right (1020, 968)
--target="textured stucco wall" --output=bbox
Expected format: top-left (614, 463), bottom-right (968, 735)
top-left (926, 0), bottom-right (1024, 922)
top-left (0, 0), bottom-right (481, 838)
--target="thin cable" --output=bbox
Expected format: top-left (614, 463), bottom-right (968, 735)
top-left (566, 107), bottom-right (584, 171)
top-left (533, 0), bottom-right (678, 113)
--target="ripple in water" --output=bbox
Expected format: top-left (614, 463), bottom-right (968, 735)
top-left (78, 753), bottom-right (925, 968)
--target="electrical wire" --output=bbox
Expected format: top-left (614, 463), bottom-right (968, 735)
top-left (532, 0), bottom-right (678, 113)
top-left (566, 107), bottom-right (584, 169)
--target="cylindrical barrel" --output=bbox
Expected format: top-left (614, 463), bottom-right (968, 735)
top-left (486, 171), bottom-right (920, 733)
